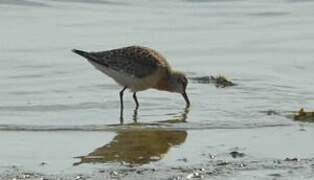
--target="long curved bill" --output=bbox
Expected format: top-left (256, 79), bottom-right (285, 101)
top-left (182, 92), bottom-right (190, 107)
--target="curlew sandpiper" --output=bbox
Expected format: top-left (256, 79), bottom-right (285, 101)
top-left (72, 46), bottom-right (190, 121)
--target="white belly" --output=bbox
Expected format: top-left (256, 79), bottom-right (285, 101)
top-left (88, 60), bottom-right (160, 92)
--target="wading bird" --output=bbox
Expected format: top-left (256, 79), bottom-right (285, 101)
top-left (72, 46), bottom-right (190, 121)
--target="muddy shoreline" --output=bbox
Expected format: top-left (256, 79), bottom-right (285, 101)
top-left (2, 156), bottom-right (313, 180)
top-left (1, 126), bottom-right (314, 180)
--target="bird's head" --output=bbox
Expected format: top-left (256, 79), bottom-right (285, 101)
top-left (170, 71), bottom-right (190, 107)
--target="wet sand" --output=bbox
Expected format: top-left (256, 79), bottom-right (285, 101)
top-left (1, 127), bottom-right (314, 179)
top-left (1, 0), bottom-right (314, 179)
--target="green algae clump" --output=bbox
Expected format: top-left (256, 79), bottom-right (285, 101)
top-left (293, 108), bottom-right (314, 122)
top-left (189, 75), bottom-right (236, 88)
top-left (212, 75), bottom-right (236, 88)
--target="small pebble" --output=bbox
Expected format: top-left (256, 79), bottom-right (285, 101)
top-left (136, 170), bottom-right (143, 175)
top-left (21, 173), bottom-right (32, 178)
top-left (273, 160), bottom-right (281, 164)
top-left (208, 154), bottom-right (216, 159)
top-left (268, 173), bottom-right (281, 177)
top-left (40, 162), bottom-right (47, 166)
top-left (121, 161), bottom-right (128, 166)
top-left (239, 163), bottom-right (246, 168)
top-left (229, 151), bottom-right (246, 158)
top-left (284, 158), bottom-right (299, 162)
top-left (177, 158), bottom-right (188, 162)
top-left (186, 172), bottom-right (203, 179)
top-left (99, 169), bottom-right (105, 173)
top-left (265, 110), bottom-right (279, 116)
top-left (110, 171), bottom-right (120, 177)
top-left (74, 175), bottom-right (84, 180)
top-left (217, 161), bottom-right (229, 166)
top-left (171, 176), bottom-right (182, 180)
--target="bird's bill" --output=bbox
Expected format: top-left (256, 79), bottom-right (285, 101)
top-left (182, 92), bottom-right (190, 107)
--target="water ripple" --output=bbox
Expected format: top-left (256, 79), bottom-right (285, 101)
top-left (247, 12), bottom-right (290, 17)
top-left (0, 121), bottom-right (293, 132)
top-left (183, 0), bottom-right (243, 3)
top-left (0, 102), bottom-right (117, 112)
top-left (0, 0), bottom-right (48, 7)
top-left (50, 0), bottom-right (126, 5)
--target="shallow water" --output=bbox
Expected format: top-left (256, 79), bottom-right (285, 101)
top-left (1, 0), bottom-right (314, 179)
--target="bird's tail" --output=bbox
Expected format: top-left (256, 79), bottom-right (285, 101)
top-left (72, 49), bottom-right (92, 59)
top-left (72, 49), bottom-right (109, 67)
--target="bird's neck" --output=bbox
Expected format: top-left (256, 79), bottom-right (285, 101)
top-left (153, 71), bottom-right (175, 92)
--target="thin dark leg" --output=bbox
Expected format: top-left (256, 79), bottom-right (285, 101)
top-left (132, 93), bottom-right (139, 123)
top-left (132, 108), bottom-right (138, 123)
top-left (119, 87), bottom-right (127, 124)
top-left (133, 92), bottom-right (139, 109)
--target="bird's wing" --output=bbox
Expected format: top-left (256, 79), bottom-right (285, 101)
top-left (89, 46), bottom-right (170, 78)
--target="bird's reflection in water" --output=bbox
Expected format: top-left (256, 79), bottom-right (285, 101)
top-left (158, 107), bottom-right (189, 124)
top-left (122, 104), bottom-right (189, 124)
top-left (74, 108), bottom-right (189, 166)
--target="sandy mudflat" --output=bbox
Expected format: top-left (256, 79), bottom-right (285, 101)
top-left (1, 127), bottom-right (314, 179)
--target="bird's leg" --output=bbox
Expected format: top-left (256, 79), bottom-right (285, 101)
top-left (119, 87), bottom-right (127, 124)
top-left (133, 92), bottom-right (139, 109)
top-left (132, 92), bottom-right (139, 123)
top-left (132, 108), bottom-right (138, 123)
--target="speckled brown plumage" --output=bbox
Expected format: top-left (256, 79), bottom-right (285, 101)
top-left (85, 46), bottom-right (171, 78)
